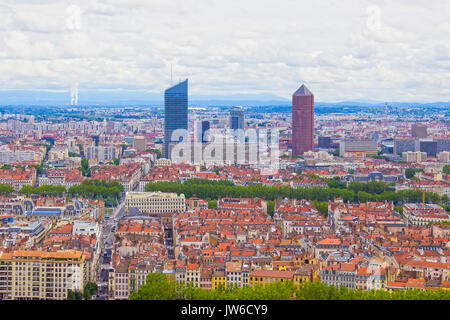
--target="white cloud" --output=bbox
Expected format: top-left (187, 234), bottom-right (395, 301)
top-left (0, 0), bottom-right (449, 101)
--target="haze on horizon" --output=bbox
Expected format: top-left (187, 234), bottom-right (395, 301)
top-left (0, 0), bottom-right (449, 103)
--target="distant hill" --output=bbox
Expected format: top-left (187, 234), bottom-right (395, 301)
top-left (0, 90), bottom-right (449, 108)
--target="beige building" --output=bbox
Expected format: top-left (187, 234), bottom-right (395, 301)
top-left (339, 140), bottom-right (378, 157)
top-left (133, 136), bottom-right (147, 153)
top-left (402, 151), bottom-right (427, 163)
top-left (0, 250), bottom-right (85, 300)
top-left (108, 261), bottom-right (154, 300)
top-left (154, 158), bottom-right (172, 167)
top-left (438, 151), bottom-right (450, 163)
top-left (403, 203), bottom-right (450, 226)
top-left (125, 191), bottom-right (186, 214)
top-left (48, 147), bottom-right (69, 162)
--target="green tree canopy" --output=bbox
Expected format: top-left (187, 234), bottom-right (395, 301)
top-left (443, 165), bottom-right (450, 175)
top-left (0, 184), bottom-right (14, 195)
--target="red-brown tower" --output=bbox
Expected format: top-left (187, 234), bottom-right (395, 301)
top-left (292, 84), bottom-right (314, 156)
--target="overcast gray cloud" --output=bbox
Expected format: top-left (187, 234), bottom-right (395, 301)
top-left (0, 0), bottom-right (449, 102)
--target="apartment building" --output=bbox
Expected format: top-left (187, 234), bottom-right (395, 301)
top-left (0, 167), bottom-right (36, 191)
top-left (186, 263), bottom-right (200, 287)
top-left (339, 140), bottom-right (379, 157)
top-left (403, 203), bottom-right (450, 226)
top-left (109, 262), bottom-right (129, 300)
top-left (108, 261), bottom-right (153, 299)
top-left (0, 250), bottom-right (85, 300)
top-left (133, 136), bottom-right (147, 152)
top-left (438, 151), bottom-right (450, 163)
top-left (402, 151), bottom-right (427, 163)
top-left (154, 158), bottom-right (172, 167)
top-left (125, 192), bottom-right (186, 214)
top-left (226, 261), bottom-right (243, 288)
top-left (320, 264), bottom-right (387, 290)
top-left (248, 270), bottom-right (296, 287)
top-left (0, 149), bottom-right (35, 164)
top-left (85, 145), bottom-right (117, 162)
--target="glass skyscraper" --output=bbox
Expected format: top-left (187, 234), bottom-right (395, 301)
top-left (230, 106), bottom-right (244, 131)
top-left (164, 79), bottom-right (188, 159)
top-left (201, 120), bottom-right (210, 143)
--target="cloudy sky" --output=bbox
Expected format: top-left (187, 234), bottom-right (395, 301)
top-left (0, 0), bottom-right (449, 102)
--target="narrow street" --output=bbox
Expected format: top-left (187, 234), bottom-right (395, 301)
top-left (95, 201), bottom-right (126, 299)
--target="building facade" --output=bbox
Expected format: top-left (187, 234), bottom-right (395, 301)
top-left (0, 250), bottom-right (85, 300)
top-left (292, 84), bottom-right (314, 156)
top-left (230, 106), bottom-right (245, 131)
top-left (164, 79), bottom-right (188, 159)
top-left (125, 192), bottom-right (186, 214)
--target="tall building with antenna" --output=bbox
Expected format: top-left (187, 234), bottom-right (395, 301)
top-left (292, 84), bottom-right (314, 156)
top-left (164, 79), bottom-right (188, 159)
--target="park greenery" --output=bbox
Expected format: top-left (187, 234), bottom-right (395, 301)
top-left (19, 185), bottom-right (66, 196)
top-left (81, 158), bottom-right (90, 177)
top-left (68, 180), bottom-right (124, 207)
top-left (405, 168), bottom-right (424, 179)
top-left (0, 184), bottom-right (14, 195)
top-left (145, 179), bottom-right (446, 210)
top-left (394, 205), bottom-right (404, 216)
top-left (1, 163), bottom-right (43, 174)
top-left (106, 158), bottom-right (120, 165)
top-left (444, 165), bottom-right (450, 175)
top-left (267, 200), bottom-right (275, 217)
top-left (312, 201), bottom-right (329, 216)
top-left (129, 273), bottom-right (450, 300)
top-left (68, 151), bottom-right (81, 158)
top-left (207, 200), bottom-right (217, 209)
top-left (368, 154), bottom-right (391, 161)
top-left (18, 180), bottom-right (123, 207)
top-left (145, 148), bottom-right (162, 159)
top-left (67, 282), bottom-right (98, 300)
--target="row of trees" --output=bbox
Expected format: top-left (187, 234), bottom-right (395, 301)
top-left (0, 184), bottom-right (14, 195)
top-left (1, 163), bottom-right (43, 174)
top-left (130, 273), bottom-right (450, 300)
top-left (16, 180), bottom-right (123, 207)
top-left (68, 180), bottom-right (124, 207)
top-left (145, 179), bottom-right (446, 205)
top-left (20, 185), bottom-right (66, 196)
top-left (309, 175), bottom-right (392, 194)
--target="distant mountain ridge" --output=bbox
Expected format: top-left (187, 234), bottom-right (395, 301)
top-left (0, 89), bottom-right (449, 108)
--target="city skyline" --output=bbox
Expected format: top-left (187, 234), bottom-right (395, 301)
top-left (0, 0), bottom-right (449, 305)
top-left (0, 1), bottom-right (449, 102)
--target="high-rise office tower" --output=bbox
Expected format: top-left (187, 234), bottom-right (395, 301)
top-left (230, 106), bottom-right (244, 131)
top-left (318, 136), bottom-right (331, 149)
top-left (292, 84), bottom-right (314, 156)
top-left (195, 120), bottom-right (210, 143)
top-left (164, 79), bottom-right (188, 159)
top-left (420, 140), bottom-right (437, 157)
top-left (201, 121), bottom-right (210, 143)
top-left (92, 136), bottom-right (100, 147)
